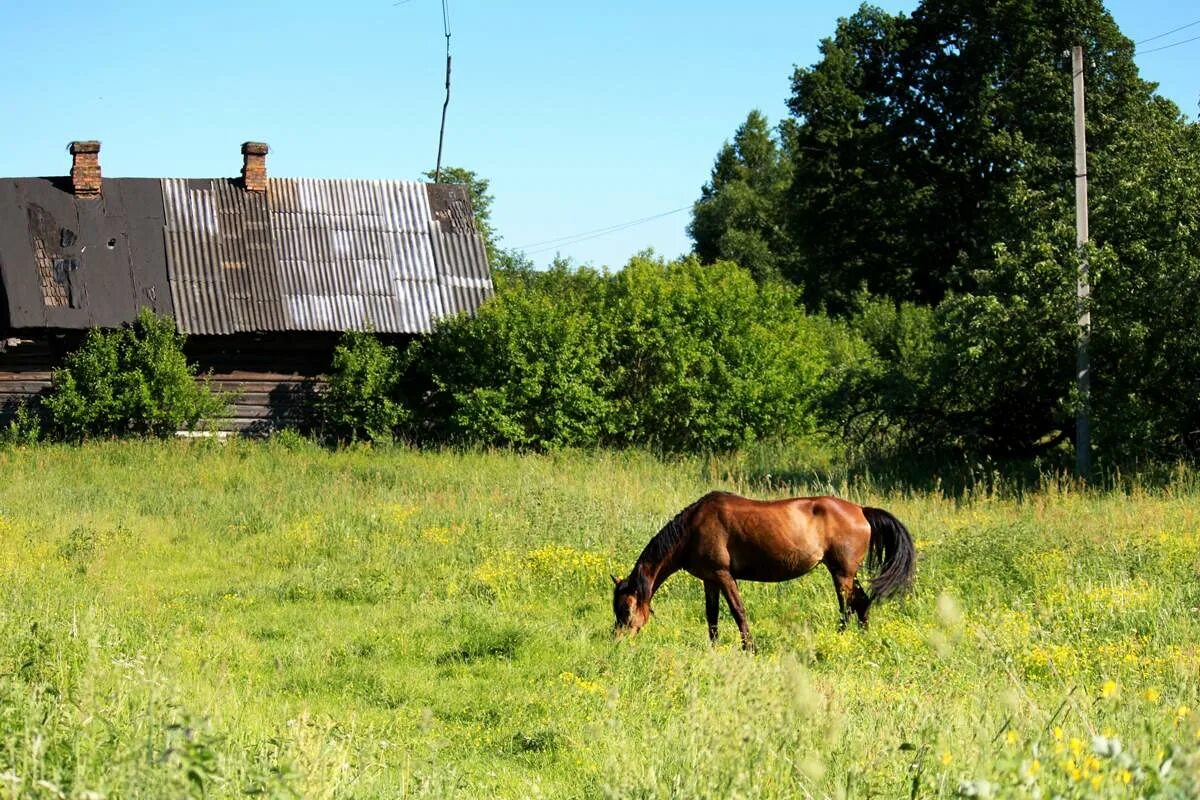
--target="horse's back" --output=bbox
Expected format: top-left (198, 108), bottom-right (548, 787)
top-left (687, 493), bottom-right (868, 581)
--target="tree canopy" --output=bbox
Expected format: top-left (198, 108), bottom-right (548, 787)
top-left (691, 0), bottom-right (1200, 463)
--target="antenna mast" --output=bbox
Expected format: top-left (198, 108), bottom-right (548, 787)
top-left (434, 0), bottom-right (452, 183)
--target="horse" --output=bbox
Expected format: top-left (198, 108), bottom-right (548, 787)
top-left (611, 491), bottom-right (915, 650)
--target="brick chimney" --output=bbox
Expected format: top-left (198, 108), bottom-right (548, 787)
top-left (69, 140), bottom-right (102, 197)
top-left (241, 142), bottom-right (269, 192)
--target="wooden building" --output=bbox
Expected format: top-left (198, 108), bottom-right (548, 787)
top-left (0, 141), bottom-right (493, 432)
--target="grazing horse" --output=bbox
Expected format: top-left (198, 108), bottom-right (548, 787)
top-left (611, 491), bottom-right (915, 649)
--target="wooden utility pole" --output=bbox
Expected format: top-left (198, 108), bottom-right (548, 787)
top-left (1072, 45), bottom-right (1091, 478)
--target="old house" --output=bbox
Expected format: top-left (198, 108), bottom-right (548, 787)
top-left (0, 141), bottom-right (493, 431)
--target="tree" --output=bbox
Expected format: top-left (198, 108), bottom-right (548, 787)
top-left (689, 111), bottom-right (794, 283)
top-left (767, 0), bottom-right (1200, 461)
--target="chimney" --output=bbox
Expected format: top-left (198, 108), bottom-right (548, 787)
top-left (69, 140), bottom-right (102, 197)
top-left (241, 142), bottom-right (269, 192)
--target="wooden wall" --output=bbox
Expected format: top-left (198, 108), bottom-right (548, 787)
top-left (0, 332), bottom-right (399, 435)
top-left (0, 338), bottom-right (55, 426)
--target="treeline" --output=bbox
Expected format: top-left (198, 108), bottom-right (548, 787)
top-left (687, 0), bottom-right (1200, 465)
top-left (9, 0), bottom-right (1200, 470)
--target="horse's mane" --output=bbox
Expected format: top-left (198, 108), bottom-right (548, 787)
top-left (632, 492), bottom-right (732, 598)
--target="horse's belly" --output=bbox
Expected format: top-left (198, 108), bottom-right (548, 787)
top-left (730, 547), bottom-right (821, 582)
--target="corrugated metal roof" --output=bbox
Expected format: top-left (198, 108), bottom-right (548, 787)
top-left (159, 177), bottom-right (489, 335)
top-left (1, 174), bottom-right (492, 335)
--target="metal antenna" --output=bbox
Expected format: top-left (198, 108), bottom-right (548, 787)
top-left (434, 0), bottom-right (452, 183)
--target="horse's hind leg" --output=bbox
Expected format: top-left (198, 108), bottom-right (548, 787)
top-left (851, 579), bottom-right (871, 629)
top-left (829, 568), bottom-right (871, 631)
top-left (714, 571), bottom-right (754, 652)
top-left (829, 571), bottom-right (853, 631)
top-left (704, 580), bottom-right (720, 644)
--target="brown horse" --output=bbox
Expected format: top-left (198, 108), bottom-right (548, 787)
top-left (611, 491), bottom-right (915, 649)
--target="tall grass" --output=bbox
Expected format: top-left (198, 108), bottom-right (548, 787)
top-left (0, 440), bottom-right (1197, 797)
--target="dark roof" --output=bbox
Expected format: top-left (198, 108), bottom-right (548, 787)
top-left (0, 176), bottom-right (492, 334)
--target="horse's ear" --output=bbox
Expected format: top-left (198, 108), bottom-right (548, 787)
top-left (610, 574), bottom-right (620, 586)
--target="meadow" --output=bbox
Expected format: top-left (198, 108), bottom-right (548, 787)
top-left (0, 439), bottom-right (1197, 798)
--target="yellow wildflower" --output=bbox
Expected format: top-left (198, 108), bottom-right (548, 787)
top-left (1143, 687), bottom-right (1160, 704)
top-left (939, 751), bottom-right (953, 766)
top-left (1069, 737), bottom-right (1085, 756)
top-left (420, 526), bottom-right (453, 545)
top-left (1177, 705), bottom-right (1191, 720)
top-left (1005, 729), bottom-right (1019, 745)
top-left (1100, 679), bottom-right (1117, 698)
top-left (1120, 769), bottom-right (1133, 785)
top-left (1053, 726), bottom-right (1064, 741)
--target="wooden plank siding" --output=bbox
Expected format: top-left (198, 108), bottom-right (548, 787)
top-left (0, 333), bottom-right (388, 435)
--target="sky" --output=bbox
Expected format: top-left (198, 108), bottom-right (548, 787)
top-left (2, 1), bottom-right (1198, 270)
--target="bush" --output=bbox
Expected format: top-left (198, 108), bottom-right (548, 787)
top-left (823, 236), bottom-right (1078, 463)
top-left (604, 255), bottom-right (829, 451)
top-left (411, 254), bottom-right (834, 452)
top-left (412, 264), bottom-right (615, 449)
top-left (317, 331), bottom-right (409, 443)
top-left (41, 309), bottom-right (227, 440)
top-left (0, 402), bottom-right (42, 446)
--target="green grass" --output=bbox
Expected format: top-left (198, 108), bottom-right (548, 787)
top-left (0, 439), bottom-right (1198, 798)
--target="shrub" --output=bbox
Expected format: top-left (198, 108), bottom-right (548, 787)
top-left (412, 264), bottom-right (615, 449)
top-left (42, 309), bottom-right (227, 440)
top-left (823, 237), bottom-right (1078, 464)
top-left (0, 402), bottom-right (42, 446)
top-left (605, 255), bottom-right (828, 451)
top-left (412, 254), bottom-right (834, 452)
top-left (317, 331), bottom-right (409, 443)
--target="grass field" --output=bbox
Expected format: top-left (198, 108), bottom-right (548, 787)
top-left (0, 440), bottom-right (1198, 798)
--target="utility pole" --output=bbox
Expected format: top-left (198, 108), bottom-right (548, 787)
top-left (1072, 45), bottom-right (1091, 479)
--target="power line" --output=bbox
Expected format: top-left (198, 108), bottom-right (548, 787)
top-left (514, 206), bottom-right (691, 255)
top-left (1137, 32), bottom-right (1200, 55)
top-left (1136, 18), bottom-right (1200, 45)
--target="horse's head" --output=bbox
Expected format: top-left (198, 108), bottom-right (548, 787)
top-left (611, 574), bottom-right (651, 637)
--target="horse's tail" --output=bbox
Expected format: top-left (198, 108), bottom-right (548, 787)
top-left (862, 506), bottom-right (916, 601)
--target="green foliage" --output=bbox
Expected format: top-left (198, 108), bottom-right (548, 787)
top-left (41, 309), bottom-right (227, 440)
top-left (1087, 115), bottom-right (1200, 461)
top-left (414, 255), bottom-right (832, 451)
top-left (689, 110), bottom-right (794, 283)
top-left (780, 0), bottom-right (1144, 311)
top-left (689, 0), bottom-right (1200, 465)
top-left (0, 402), bottom-right (42, 446)
top-left (605, 255), bottom-right (827, 451)
top-left (413, 263), bottom-right (616, 449)
top-left (317, 331), bottom-right (409, 444)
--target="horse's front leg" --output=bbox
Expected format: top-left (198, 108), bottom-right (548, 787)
top-left (715, 571), bottom-right (754, 652)
top-left (704, 580), bottom-right (720, 644)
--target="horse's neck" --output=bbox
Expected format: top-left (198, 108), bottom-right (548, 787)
top-left (634, 549), bottom-right (680, 601)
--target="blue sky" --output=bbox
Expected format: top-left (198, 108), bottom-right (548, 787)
top-left (2, 1), bottom-right (1197, 269)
